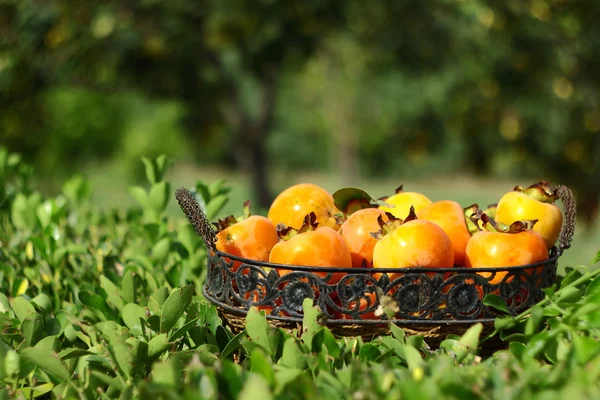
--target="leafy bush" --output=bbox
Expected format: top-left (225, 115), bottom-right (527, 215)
top-left (1, 147), bottom-right (599, 399)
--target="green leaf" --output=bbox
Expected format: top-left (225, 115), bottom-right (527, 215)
top-left (251, 348), bottom-right (275, 386)
top-left (274, 367), bottom-right (304, 392)
top-left (58, 348), bottom-right (93, 361)
top-left (206, 195), bottom-right (229, 220)
top-left (148, 334), bottom-right (171, 361)
top-left (389, 324), bottom-right (406, 344)
top-left (21, 312), bottom-right (45, 347)
top-left (11, 193), bottom-right (40, 230)
top-left (168, 317), bottom-right (200, 342)
top-left (31, 294), bottom-right (53, 314)
top-left (494, 316), bottom-right (516, 331)
top-left (142, 157), bottom-right (157, 185)
top-left (483, 293), bottom-right (511, 314)
top-left (150, 287), bottom-right (170, 310)
top-left (11, 297), bottom-right (36, 322)
top-left (151, 238), bottom-right (171, 263)
top-left (525, 331), bottom-right (551, 358)
top-left (78, 291), bottom-right (109, 321)
top-left (239, 373), bottom-right (273, 400)
top-left (220, 329), bottom-right (246, 360)
top-left (560, 267), bottom-right (585, 289)
top-left (525, 306), bottom-right (545, 337)
top-left (332, 187), bottom-right (379, 215)
top-left (359, 343), bottom-right (381, 362)
top-left (36, 202), bottom-right (52, 229)
top-left (0, 292), bottom-right (9, 313)
top-left (122, 303), bottom-right (148, 336)
top-left (151, 355), bottom-right (181, 387)
top-left (35, 335), bottom-right (61, 353)
top-left (313, 328), bottom-right (340, 358)
top-left (402, 345), bottom-right (424, 371)
top-left (129, 185), bottom-right (149, 208)
top-left (246, 307), bottom-right (273, 355)
top-left (20, 347), bottom-right (71, 381)
top-left (149, 181), bottom-right (171, 214)
top-left (301, 298), bottom-right (322, 348)
top-left (572, 334), bottom-right (600, 364)
top-left (18, 383), bottom-right (54, 398)
top-left (121, 269), bottom-right (137, 305)
top-left (279, 337), bottom-right (306, 369)
top-left (586, 275), bottom-right (600, 296)
top-left (100, 276), bottom-right (124, 312)
top-left (459, 323), bottom-right (482, 349)
top-left (160, 285), bottom-right (194, 333)
top-left (591, 250), bottom-right (600, 265)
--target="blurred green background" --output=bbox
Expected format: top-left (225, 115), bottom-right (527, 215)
top-left (1, 0), bottom-right (599, 270)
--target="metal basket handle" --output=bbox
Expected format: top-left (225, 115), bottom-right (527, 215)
top-left (553, 184), bottom-right (576, 254)
top-left (175, 187), bottom-right (218, 251)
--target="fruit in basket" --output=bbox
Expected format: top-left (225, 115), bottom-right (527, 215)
top-left (371, 207), bottom-right (454, 280)
top-left (339, 208), bottom-right (398, 268)
top-left (268, 183), bottom-right (342, 231)
top-left (465, 213), bottom-right (549, 284)
top-left (269, 212), bottom-right (352, 284)
top-left (378, 185), bottom-right (433, 219)
top-left (213, 201), bottom-right (279, 271)
top-left (417, 200), bottom-right (473, 266)
top-left (494, 180), bottom-right (563, 248)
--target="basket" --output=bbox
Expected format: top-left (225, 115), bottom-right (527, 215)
top-left (175, 184), bottom-right (576, 349)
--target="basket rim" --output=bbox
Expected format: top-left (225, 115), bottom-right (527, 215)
top-left (211, 247), bottom-right (562, 273)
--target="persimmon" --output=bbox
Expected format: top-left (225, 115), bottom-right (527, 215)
top-left (268, 183), bottom-right (342, 231)
top-left (268, 212), bottom-right (352, 284)
top-left (465, 214), bottom-right (549, 285)
top-left (339, 208), bottom-right (397, 268)
top-left (372, 207), bottom-right (454, 280)
top-left (417, 200), bottom-right (472, 266)
top-left (494, 180), bottom-right (563, 248)
top-left (214, 201), bottom-right (279, 272)
top-left (378, 185), bottom-right (433, 219)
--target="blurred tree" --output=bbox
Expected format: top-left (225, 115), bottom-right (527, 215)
top-left (0, 0), bottom-right (343, 207)
top-left (2, 0), bottom-right (599, 225)
top-left (334, 0), bottom-right (600, 227)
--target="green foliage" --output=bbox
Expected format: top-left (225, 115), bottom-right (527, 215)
top-left (1, 148), bottom-right (600, 398)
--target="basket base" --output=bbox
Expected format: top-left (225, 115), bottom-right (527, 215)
top-left (216, 308), bottom-right (508, 354)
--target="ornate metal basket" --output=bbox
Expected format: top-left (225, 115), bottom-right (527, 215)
top-left (175, 185), bottom-right (576, 348)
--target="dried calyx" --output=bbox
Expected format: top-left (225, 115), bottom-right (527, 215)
top-left (276, 211), bottom-right (319, 241)
top-left (469, 209), bottom-right (538, 234)
top-left (369, 206), bottom-right (416, 239)
top-left (513, 180), bottom-right (559, 204)
top-left (377, 185), bottom-right (404, 202)
top-left (212, 200), bottom-right (252, 233)
top-left (464, 203), bottom-right (501, 234)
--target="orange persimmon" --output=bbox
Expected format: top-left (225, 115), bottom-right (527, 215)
top-left (417, 200), bottom-right (472, 266)
top-left (494, 180), bottom-right (563, 248)
top-left (465, 215), bottom-right (549, 285)
top-left (268, 183), bottom-right (342, 231)
top-left (268, 213), bottom-right (352, 284)
top-left (214, 203), bottom-right (279, 272)
top-left (339, 208), bottom-right (394, 268)
top-left (378, 185), bottom-right (433, 219)
top-left (372, 207), bottom-right (454, 280)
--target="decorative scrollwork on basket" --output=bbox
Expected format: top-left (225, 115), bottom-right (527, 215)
top-left (202, 251), bottom-right (560, 324)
